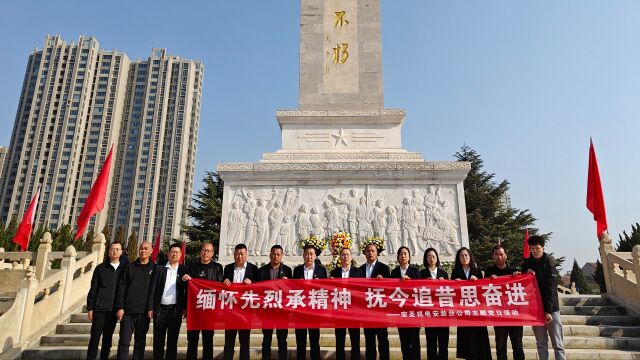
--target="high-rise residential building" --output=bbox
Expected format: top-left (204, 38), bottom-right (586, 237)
top-left (0, 146), bottom-right (7, 185)
top-left (0, 35), bottom-right (203, 244)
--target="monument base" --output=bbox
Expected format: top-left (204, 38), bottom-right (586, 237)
top-left (217, 159), bottom-right (470, 266)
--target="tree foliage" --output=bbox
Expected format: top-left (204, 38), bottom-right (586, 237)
top-left (570, 259), bottom-right (593, 294)
top-left (593, 259), bottom-right (606, 293)
top-left (615, 223), bottom-right (640, 252)
top-left (126, 231), bottom-right (138, 262)
top-left (455, 145), bottom-right (557, 269)
top-left (182, 171), bottom-right (223, 259)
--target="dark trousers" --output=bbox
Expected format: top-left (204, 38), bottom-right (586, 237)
top-left (187, 330), bottom-right (214, 360)
top-left (117, 313), bottom-right (149, 360)
top-left (295, 328), bottom-right (320, 360)
top-left (153, 306), bottom-right (182, 360)
top-left (495, 326), bottom-right (524, 360)
top-left (398, 327), bottom-right (421, 360)
top-left (87, 311), bottom-right (117, 360)
top-left (262, 329), bottom-right (288, 360)
top-left (425, 327), bottom-right (449, 360)
top-left (364, 328), bottom-right (389, 360)
top-left (224, 329), bottom-right (251, 360)
top-left (335, 328), bottom-right (360, 360)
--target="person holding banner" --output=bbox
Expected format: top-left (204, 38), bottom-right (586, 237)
top-left (359, 242), bottom-right (391, 360)
top-left (181, 242), bottom-right (223, 360)
top-left (390, 246), bottom-right (422, 359)
top-left (485, 244), bottom-right (524, 360)
top-left (522, 235), bottom-right (565, 360)
top-left (222, 243), bottom-right (259, 360)
top-left (293, 244), bottom-right (328, 360)
top-left (258, 244), bottom-right (293, 360)
top-left (329, 247), bottom-right (363, 360)
top-left (451, 247), bottom-right (492, 360)
top-left (420, 247), bottom-right (449, 360)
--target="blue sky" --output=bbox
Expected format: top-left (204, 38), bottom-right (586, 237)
top-left (1, 1), bottom-right (638, 270)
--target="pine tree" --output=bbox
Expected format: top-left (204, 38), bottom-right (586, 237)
top-left (182, 171), bottom-right (223, 255)
top-left (102, 223), bottom-right (112, 244)
top-left (126, 231), bottom-right (138, 262)
top-left (570, 259), bottom-right (593, 294)
top-left (114, 225), bottom-right (126, 245)
top-left (615, 223), bottom-right (640, 252)
top-left (593, 260), bottom-right (606, 293)
top-left (455, 145), bottom-right (544, 268)
top-left (0, 216), bottom-right (19, 250)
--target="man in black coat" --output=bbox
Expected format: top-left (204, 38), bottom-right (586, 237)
top-left (522, 235), bottom-right (565, 360)
top-left (258, 245), bottom-right (293, 360)
top-left (181, 242), bottom-right (223, 360)
top-left (115, 241), bottom-right (154, 360)
top-left (146, 243), bottom-right (188, 360)
top-left (222, 243), bottom-right (260, 360)
top-left (485, 244), bottom-right (524, 360)
top-left (329, 247), bottom-right (363, 360)
top-left (86, 241), bottom-right (124, 360)
top-left (293, 245), bottom-right (328, 360)
top-left (359, 243), bottom-right (391, 360)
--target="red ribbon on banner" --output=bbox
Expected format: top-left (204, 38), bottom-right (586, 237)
top-left (186, 273), bottom-right (545, 330)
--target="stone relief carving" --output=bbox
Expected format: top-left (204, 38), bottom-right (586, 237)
top-left (223, 185), bottom-right (463, 257)
top-left (217, 161), bottom-right (471, 172)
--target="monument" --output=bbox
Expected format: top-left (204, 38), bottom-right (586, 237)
top-left (217, 0), bottom-right (471, 264)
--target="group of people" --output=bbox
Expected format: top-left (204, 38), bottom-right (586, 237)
top-left (86, 235), bottom-right (565, 360)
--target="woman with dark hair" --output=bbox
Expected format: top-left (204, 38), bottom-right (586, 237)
top-left (420, 248), bottom-right (449, 360)
top-left (451, 247), bottom-right (492, 360)
top-left (390, 246), bottom-right (421, 359)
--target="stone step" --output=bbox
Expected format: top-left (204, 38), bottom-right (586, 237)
top-left (39, 332), bottom-right (640, 350)
top-left (21, 346), bottom-right (640, 360)
top-left (559, 296), bottom-right (614, 307)
top-left (560, 305), bottom-right (627, 316)
top-left (55, 322), bottom-right (640, 338)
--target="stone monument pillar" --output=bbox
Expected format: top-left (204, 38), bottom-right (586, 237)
top-left (217, 0), bottom-right (470, 264)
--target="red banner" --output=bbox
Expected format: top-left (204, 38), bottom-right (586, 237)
top-left (186, 273), bottom-right (544, 330)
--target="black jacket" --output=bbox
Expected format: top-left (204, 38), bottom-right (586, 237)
top-left (258, 263), bottom-right (293, 281)
top-left (522, 253), bottom-right (559, 314)
top-left (485, 264), bottom-right (518, 278)
top-left (292, 264), bottom-right (328, 279)
top-left (223, 262), bottom-right (260, 283)
top-left (115, 259), bottom-right (155, 313)
top-left (451, 266), bottom-right (483, 281)
top-left (188, 261), bottom-right (224, 282)
top-left (420, 267), bottom-right (449, 280)
top-left (146, 263), bottom-right (188, 313)
top-left (359, 260), bottom-right (391, 278)
top-left (329, 266), bottom-right (364, 279)
top-left (87, 262), bottom-right (124, 312)
top-left (390, 265), bottom-right (422, 279)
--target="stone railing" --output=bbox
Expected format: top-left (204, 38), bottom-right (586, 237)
top-left (599, 232), bottom-right (640, 314)
top-left (0, 232), bottom-right (105, 355)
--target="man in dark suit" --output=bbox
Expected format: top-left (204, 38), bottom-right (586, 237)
top-left (181, 242), bottom-right (223, 360)
top-left (222, 243), bottom-right (259, 360)
top-left (329, 247), bottom-right (363, 360)
top-left (359, 243), bottom-right (391, 360)
top-left (258, 245), bottom-right (293, 360)
top-left (146, 243), bottom-right (188, 360)
top-left (293, 244), bottom-right (328, 360)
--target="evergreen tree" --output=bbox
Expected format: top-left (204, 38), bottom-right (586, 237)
top-left (182, 171), bottom-right (223, 255)
top-left (29, 223), bottom-right (49, 251)
top-left (51, 224), bottom-right (74, 252)
top-left (593, 259), bottom-right (606, 293)
top-left (0, 216), bottom-right (19, 250)
top-left (126, 231), bottom-right (138, 262)
top-left (615, 223), bottom-right (640, 252)
top-left (114, 225), bottom-right (126, 245)
top-left (455, 145), bottom-right (543, 268)
top-left (102, 223), bottom-right (112, 244)
top-left (570, 259), bottom-right (593, 294)
top-left (82, 228), bottom-right (95, 252)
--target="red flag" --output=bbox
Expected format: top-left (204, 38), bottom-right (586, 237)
top-left (523, 229), bottom-right (530, 259)
top-left (12, 187), bottom-right (41, 251)
top-left (151, 231), bottom-right (161, 263)
top-left (586, 138), bottom-right (608, 238)
top-left (75, 147), bottom-right (114, 240)
top-left (180, 241), bottom-right (186, 264)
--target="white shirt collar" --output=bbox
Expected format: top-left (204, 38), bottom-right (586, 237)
top-left (165, 262), bottom-right (179, 270)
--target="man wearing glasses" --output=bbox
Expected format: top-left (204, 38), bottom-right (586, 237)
top-left (181, 242), bottom-right (223, 360)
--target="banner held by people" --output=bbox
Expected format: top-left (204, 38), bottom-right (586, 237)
top-left (187, 273), bottom-right (544, 330)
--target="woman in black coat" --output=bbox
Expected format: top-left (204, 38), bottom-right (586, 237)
top-left (420, 247), bottom-right (449, 360)
top-left (390, 246), bottom-right (421, 360)
top-left (451, 247), bottom-right (492, 360)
